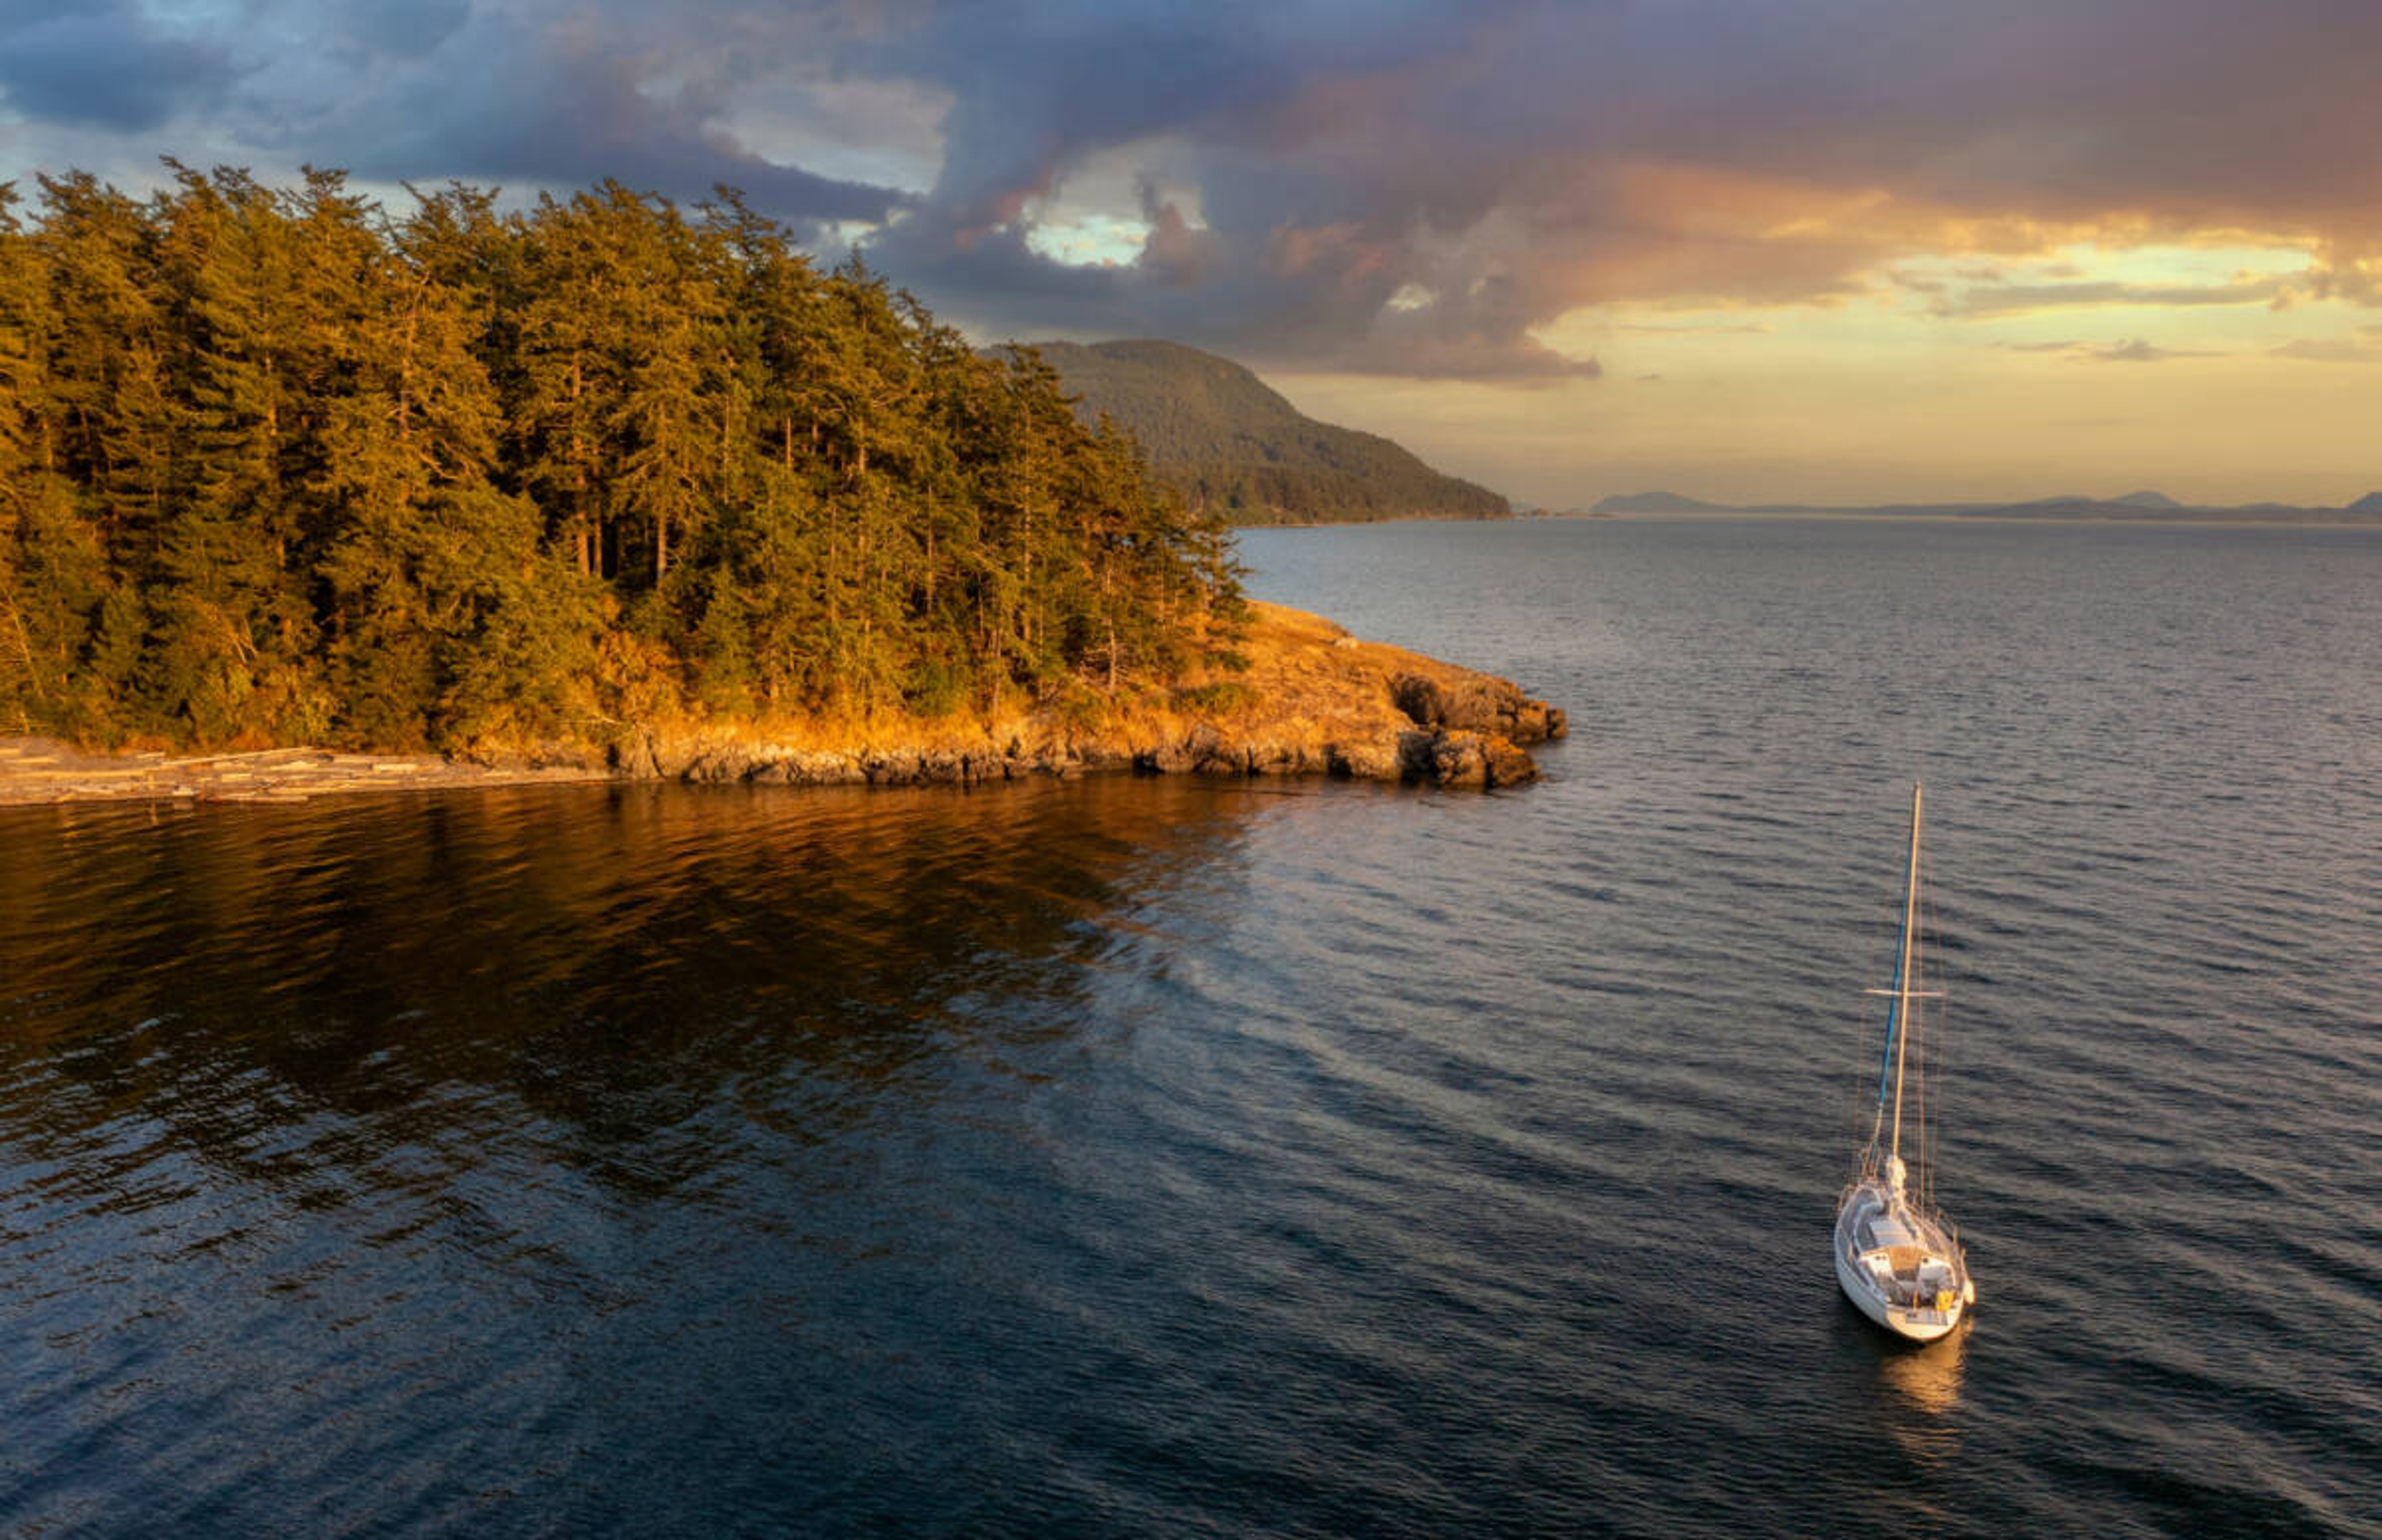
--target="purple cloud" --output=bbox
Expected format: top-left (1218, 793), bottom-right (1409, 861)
top-left (4, 0), bottom-right (2380, 380)
top-left (0, 0), bottom-right (239, 131)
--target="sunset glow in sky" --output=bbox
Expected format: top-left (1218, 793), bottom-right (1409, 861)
top-left (5, 0), bottom-right (2376, 507)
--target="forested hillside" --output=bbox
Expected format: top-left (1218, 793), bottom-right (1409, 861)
top-left (0, 167), bottom-right (1238, 752)
top-left (1026, 340), bottom-right (1509, 525)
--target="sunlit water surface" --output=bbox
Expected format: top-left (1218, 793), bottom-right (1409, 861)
top-left (3, 517), bottom-right (2377, 1536)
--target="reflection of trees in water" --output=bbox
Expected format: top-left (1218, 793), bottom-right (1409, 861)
top-left (0, 781), bottom-right (1270, 1196)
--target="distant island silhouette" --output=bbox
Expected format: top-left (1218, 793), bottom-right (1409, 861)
top-left (1590, 489), bottom-right (2382, 522)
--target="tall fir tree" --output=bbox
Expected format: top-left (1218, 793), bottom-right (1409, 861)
top-left (0, 162), bottom-right (1242, 752)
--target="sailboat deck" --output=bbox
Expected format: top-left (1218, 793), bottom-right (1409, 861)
top-left (1839, 1184), bottom-right (1964, 1311)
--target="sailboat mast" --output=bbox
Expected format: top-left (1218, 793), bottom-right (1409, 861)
top-left (1888, 783), bottom-right (1923, 1167)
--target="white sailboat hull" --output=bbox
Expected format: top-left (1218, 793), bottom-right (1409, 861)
top-left (1834, 1180), bottom-right (1968, 1344)
top-left (1834, 1231), bottom-right (1961, 1343)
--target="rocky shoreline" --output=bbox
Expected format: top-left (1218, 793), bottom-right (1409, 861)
top-left (0, 603), bottom-right (1563, 806)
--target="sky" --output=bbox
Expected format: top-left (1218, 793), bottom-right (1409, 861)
top-left (4, 0), bottom-right (2378, 508)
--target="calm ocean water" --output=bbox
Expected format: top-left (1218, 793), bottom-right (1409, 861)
top-left (2, 517), bottom-right (2377, 1536)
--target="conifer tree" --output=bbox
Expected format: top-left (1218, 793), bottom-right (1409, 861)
top-left (0, 184), bottom-right (112, 731)
top-left (0, 163), bottom-right (1243, 752)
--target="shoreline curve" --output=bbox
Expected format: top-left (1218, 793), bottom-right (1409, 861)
top-left (0, 603), bottom-right (1564, 806)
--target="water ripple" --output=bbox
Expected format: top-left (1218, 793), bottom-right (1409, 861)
top-left (1, 520), bottom-right (2378, 1535)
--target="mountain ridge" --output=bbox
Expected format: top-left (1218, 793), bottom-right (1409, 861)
top-left (1590, 489), bottom-right (2382, 522)
top-left (1019, 339), bottom-right (1510, 527)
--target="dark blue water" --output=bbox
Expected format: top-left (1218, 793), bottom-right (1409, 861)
top-left (2, 518), bottom-right (2377, 1536)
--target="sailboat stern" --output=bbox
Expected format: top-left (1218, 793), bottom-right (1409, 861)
top-left (1834, 1183), bottom-right (1969, 1343)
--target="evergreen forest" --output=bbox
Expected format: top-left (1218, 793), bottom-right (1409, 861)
top-left (0, 166), bottom-right (1241, 752)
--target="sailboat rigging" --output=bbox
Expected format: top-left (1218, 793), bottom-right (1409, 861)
top-left (1833, 783), bottom-right (1975, 1343)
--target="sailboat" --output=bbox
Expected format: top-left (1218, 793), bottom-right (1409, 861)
top-left (1834, 783), bottom-right (1975, 1343)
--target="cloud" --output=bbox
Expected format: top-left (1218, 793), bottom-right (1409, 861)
top-left (2270, 337), bottom-right (2382, 362)
top-left (2306, 243), bottom-right (2382, 304)
top-left (259, 4), bottom-right (914, 229)
top-left (298, 0), bottom-right (475, 63)
top-left (1133, 177), bottom-right (1206, 288)
top-left (0, 0), bottom-right (239, 131)
top-left (2001, 337), bottom-right (2223, 362)
top-left (841, 2), bottom-right (1602, 378)
top-left (1617, 321), bottom-right (1770, 335)
top-left (2074, 339), bottom-right (2222, 363)
top-left (831, 0), bottom-right (2382, 375)
top-left (1930, 277), bottom-right (2293, 319)
top-left (2, 0), bottom-right (914, 231)
top-left (6, 0), bottom-right (2382, 378)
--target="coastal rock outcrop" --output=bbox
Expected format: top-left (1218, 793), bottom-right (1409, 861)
top-left (613, 602), bottom-right (1564, 793)
top-left (0, 603), bottom-right (1568, 804)
top-left (1389, 671), bottom-right (1566, 744)
top-left (1394, 728), bottom-right (1540, 789)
